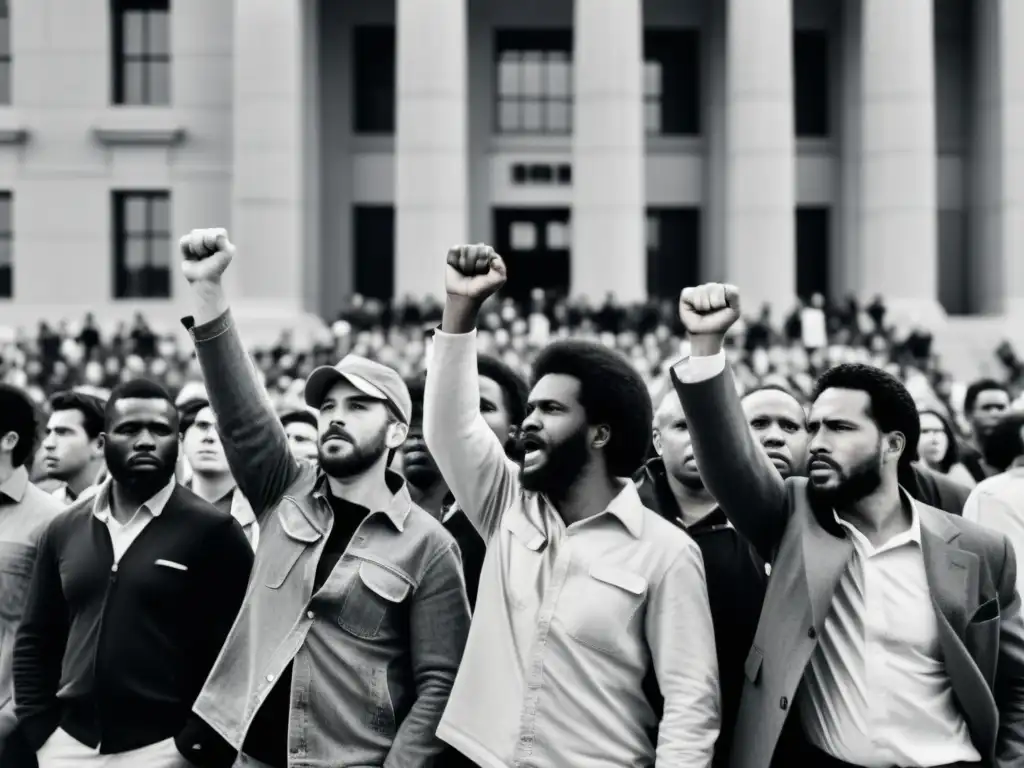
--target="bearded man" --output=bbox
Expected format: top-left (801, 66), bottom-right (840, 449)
top-left (171, 228), bottom-right (470, 768)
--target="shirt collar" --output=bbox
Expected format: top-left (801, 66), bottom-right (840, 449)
top-left (0, 467), bottom-right (29, 504)
top-left (535, 480), bottom-right (645, 539)
top-left (313, 469), bottom-right (412, 532)
top-left (92, 478), bottom-right (177, 523)
top-left (832, 487), bottom-right (922, 551)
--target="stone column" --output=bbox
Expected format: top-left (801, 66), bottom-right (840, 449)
top-left (858, 0), bottom-right (941, 322)
top-left (722, 0), bottom-right (796, 311)
top-left (570, 0), bottom-right (645, 301)
top-left (971, 0), bottom-right (1024, 317)
top-left (230, 0), bottom-right (310, 313)
top-left (394, 0), bottom-right (469, 300)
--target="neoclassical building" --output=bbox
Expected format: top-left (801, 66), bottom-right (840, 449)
top-left (0, 0), bottom-right (1022, 337)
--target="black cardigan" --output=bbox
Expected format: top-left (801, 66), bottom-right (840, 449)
top-left (13, 483), bottom-right (253, 755)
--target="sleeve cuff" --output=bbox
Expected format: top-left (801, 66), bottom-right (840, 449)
top-left (181, 309), bottom-right (233, 343)
top-left (671, 351), bottom-right (727, 385)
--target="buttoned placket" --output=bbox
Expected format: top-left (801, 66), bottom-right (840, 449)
top-left (511, 507), bottom-right (622, 766)
top-left (837, 521), bottom-right (918, 762)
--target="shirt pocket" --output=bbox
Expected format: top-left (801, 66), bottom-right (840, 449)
top-left (264, 501), bottom-right (323, 589)
top-left (559, 564), bottom-right (648, 656)
top-left (0, 542), bottom-right (37, 623)
top-left (337, 560), bottom-right (412, 640)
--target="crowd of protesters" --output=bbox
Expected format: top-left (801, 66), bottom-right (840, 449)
top-left (2, 233), bottom-right (1024, 767)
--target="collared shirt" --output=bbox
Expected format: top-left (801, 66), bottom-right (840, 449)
top-left (52, 484), bottom-right (98, 506)
top-left (963, 467), bottom-right (1024, 595)
top-left (799, 504), bottom-right (980, 767)
top-left (187, 482), bottom-right (259, 551)
top-left (92, 479), bottom-right (176, 563)
top-left (681, 350), bottom-right (980, 768)
top-left (425, 329), bottom-right (720, 768)
top-left (0, 467), bottom-right (64, 742)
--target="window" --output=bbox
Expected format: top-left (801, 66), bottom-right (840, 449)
top-left (646, 208), bottom-right (700, 298)
top-left (0, 192), bottom-right (11, 298)
top-left (353, 206), bottom-right (394, 300)
top-left (0, 0), bottom-right (10, 105)
top-left (113, 192), bottom-right (171, 298)
top-left (495, 30), bottom-right (573, 134)
top-left (643, 30), bottom-right (701, 136)
top-left (353, 26), bottom-right (396, 134)
top-left (794, 30), bottom-right (829, 137)
top-left (795, 207), bottom-right (830, 300)
top-left (112, 0), bottom-right (171, 106)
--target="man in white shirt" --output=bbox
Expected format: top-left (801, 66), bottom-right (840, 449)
top-left (963, 412), bottom-right (1024, 597)
top-left (425, 245), bottom-right (720, 768)
top-left (670, 282), bottom-right (1024, 768)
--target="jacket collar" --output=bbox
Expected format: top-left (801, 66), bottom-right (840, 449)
top-left (637, 458), bottom-right (727, 532)
top-left (312, 469), bottom-right (412, 533)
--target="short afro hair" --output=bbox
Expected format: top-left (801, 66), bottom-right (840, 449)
top-left (105, 379), bottom-right (177, 429)
top-left (813, 363), bottom-right (920, 471)
top-left (0, 384), bottom-right (39, 468)
top-left (964, 378), bottom-right (1009, 415)
top-left (49, 390), bottom-right (107, 441)
top-left (531, 340), bottom-right (652, 478)
top-left (982, 412), bottom-right (1024, 472)
top-left (477, 353), bottom-right (529, 427)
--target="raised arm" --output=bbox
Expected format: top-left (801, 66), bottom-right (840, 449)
top-left (387, 543), bottom-right (470, 765)
top-left (179, 228), bottom-right (301, 518)
top-left (670, 284), bottom-right (789, 562)
top-left (423, 245), bottom-right (521, 542)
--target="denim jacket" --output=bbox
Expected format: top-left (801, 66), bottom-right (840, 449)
top-left (183, 310), bottom-right (471, 767)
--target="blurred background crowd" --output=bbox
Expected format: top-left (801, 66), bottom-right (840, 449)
top-left (4, 289), bottom-right (1024, 492)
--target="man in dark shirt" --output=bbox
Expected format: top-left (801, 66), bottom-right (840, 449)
top-left (636, 387), bottom-right (781, 767)
top-left (401, 360), bottom-right (527, 610)
top-left (13, 379), bottom-right (253, 768)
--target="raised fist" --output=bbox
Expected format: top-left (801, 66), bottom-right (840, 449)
top-left (678, 283), bottom-right (742, 337)
top-left (445, 244), bottom-right (507, 303)
top-left (180, 228), bottom-right (235, 284)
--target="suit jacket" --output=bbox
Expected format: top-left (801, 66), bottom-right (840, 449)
top-left (671, 360), bottom-right (1024, 768)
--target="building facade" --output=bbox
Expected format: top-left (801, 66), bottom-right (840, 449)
top-left (0, 0), bottom-right (1022, 331)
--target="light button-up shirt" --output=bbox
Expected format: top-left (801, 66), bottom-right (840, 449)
top-left (91, 479), bottom-right (175, 563)
top-left (425, 329), bottom-right (720, 768)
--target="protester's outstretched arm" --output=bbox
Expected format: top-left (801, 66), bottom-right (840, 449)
top-left (180, 229), bottom-right (301, 519)
top-left (424, 245), bottom-right (521, 542)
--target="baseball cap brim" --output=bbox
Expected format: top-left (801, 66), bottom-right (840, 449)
top-left (304, 366), bottom-right (388, 409)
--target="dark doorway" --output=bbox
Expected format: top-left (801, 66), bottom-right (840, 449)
top-left (492, 208), bottom-right (571, 301)
top-left (353, 205), bottom-right (394, 301)
top-left (646, 208), bottom-right (701, 297)
top-left (796, 206), bottom-right (830, 300)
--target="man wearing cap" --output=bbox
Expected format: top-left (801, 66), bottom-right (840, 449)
top-left (173, 228), bottom-right (471, 768)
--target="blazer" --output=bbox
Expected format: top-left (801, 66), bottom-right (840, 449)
top-left (671, 359), bottom-right (1024, 768)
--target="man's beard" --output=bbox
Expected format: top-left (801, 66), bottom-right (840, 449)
top-left (519, 426), bottom-right (590, 497)
top-left (104, 445), bottom-right (177, 495)
top-left (807, 447), bottom-right (884, 509)
top-left (403, 459), bottom-right (441, 491)
top-left (318, 424), bottom-right (389, 479)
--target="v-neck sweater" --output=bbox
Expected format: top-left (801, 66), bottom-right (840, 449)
top-left (12, 483), bottom-right (254, 755)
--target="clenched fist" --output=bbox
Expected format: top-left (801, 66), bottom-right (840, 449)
top-left (678, 283), bottom-right (742, 337)
top-left (180, 228), bottom-right (235, 285)
top-left (445, 244), bottom-right (506, 303)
